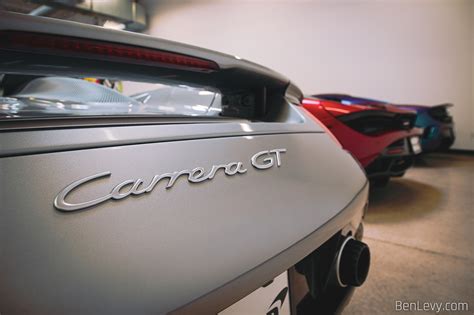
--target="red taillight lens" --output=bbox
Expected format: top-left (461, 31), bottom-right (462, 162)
top-left (301, 99), bottom-right (343, 148)
top-left (0, 31), bottom-right (219, 72)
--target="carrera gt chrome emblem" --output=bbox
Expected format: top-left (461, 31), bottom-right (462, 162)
top-left (54, 148), bottom-right (286, 211)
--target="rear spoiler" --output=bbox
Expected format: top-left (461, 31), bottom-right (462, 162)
top-left (432, 103), bottom-right (453, 108)
top-left (0, 11), bottom-right (302, 107)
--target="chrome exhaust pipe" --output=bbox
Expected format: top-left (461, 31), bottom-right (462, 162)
top-left (331, 236), bottom-right (371, 287)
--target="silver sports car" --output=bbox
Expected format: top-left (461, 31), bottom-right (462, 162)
top-left (0, 12), bottom-right (370, 315)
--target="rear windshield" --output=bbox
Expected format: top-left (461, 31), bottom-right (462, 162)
top-left (0, 74), bottom-right (256, 120)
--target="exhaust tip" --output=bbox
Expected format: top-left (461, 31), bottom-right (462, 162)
top-left (337, 238), bottom-right (371, 287)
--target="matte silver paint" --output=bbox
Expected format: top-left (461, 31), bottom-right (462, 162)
top-left (0, 133), bottom-right (366, 314)
top-left (172, 183), bottom-right (368, 315)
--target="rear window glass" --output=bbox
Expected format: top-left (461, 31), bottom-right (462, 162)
top-left (0, 74), bottom-right (258, 120)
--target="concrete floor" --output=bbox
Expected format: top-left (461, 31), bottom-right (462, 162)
top-left (344, 153), bottom-right (474, 314)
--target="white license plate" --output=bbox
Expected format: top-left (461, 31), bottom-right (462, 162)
top-left (219, 271), bottom-right (290, 315)
top-left (410, 136), bottom-right (422, 154)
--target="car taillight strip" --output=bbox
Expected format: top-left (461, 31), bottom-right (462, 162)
top-left (0, 31), bottom-right (220, 72)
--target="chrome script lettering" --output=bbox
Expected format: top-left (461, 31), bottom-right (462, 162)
top-left (54, 149), bottom-right (285, 212)
top-left (251, 149), bottom-right (286, 169)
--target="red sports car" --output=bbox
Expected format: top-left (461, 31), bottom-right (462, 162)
top-left (302, 97), bottom-right (423, 186)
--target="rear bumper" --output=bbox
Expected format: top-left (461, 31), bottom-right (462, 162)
top-left (0, 102), bottom-right (367, 314)
top-left (171, 181), bottom-right (369, 315)
top-left (366, 155), bottom-right (414, 178)
top-left (421, 124), bottom-right (455, 151)
top-left (0, 129), bottom-right (368, 315)
top-left (365, 136), bottom-right (421, 178)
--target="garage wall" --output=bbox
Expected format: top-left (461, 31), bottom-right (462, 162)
top-left (144, 0), bottom-right (474, 150)
top-left (472, 0), bottom-right (474, 150)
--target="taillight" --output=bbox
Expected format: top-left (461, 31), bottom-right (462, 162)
top-left (301, 99), bottom-right (343, 148)
top-left (0, 31), bottom-right (219, 72)
top-left (336, 112), bottom-right (415, 135)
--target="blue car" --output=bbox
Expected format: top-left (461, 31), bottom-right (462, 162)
top-left (314, 94), bottom-right (455, 152)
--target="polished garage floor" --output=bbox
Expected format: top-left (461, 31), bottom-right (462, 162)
top-left (344, 153), bottom-right (474, 314)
